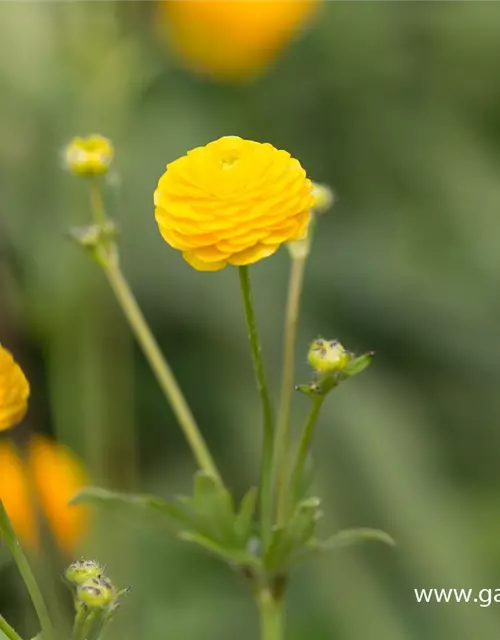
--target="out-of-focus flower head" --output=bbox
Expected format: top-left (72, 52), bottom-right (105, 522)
top-left (0, 436), bottom-right (89, 551)
top-left (0, 346), bottom-right (30, 432)
top-left (157, 0), bottom-right (320, 82)
top-left (154, 135), bottom-right (314, 271)
top-left (65, 135), bottom-right (114, 176)
top-left (311, 182), bottom-right (335, 214)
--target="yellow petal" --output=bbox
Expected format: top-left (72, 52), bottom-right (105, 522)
top-left (227, 242), bottom-right (278, 266)
top-left (30, 436), bottom-right (89, 553)
top-left (0, 441), bottom-right (36, 548)
top-left (0, 346), bottom-right (30, 432)
top-left (183, 251), bottom-right (227, 271)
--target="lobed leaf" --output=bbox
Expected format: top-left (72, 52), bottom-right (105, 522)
top-left (71, 487), bottom-right (195, 530)
top-left (312, 527), bottom-right (395, 552)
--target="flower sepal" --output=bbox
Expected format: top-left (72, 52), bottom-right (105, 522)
top-left (68, 221), bottom-right (119, 266)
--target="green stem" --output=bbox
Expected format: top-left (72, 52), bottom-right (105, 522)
top-left (102, 257), bottom-right (221, 483)
top-left (258, 590), bottom-right (284, 640)
top-left (289, 395), bottom-right (325, 504)
top-left (238, 266), bottom-right (274, 548)
top-left (0, 502), bottom-right (55, 640)
top-left (78, 610), bottom-right (107, 640)
top-left (79, 610), bottom-right (97, 640)
top-left (0, 615), bottom-right (23, 640)
top-left (86, 181), bottom-right (221, 483)
top-left (72, 607), bottom-right (87, 640)
top-left (89, 177), bottom-right (106, 227)
top-left (274, 257), bottom-right (306, 526)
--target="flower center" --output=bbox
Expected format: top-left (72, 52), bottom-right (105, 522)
top-left (220, 153), bottom-right (240, 170)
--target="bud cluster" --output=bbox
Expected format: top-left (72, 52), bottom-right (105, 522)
top-left (66, 559), bottom-right (128, 638)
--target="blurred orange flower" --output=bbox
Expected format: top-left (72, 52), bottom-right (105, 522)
top-left (158, 0), bottom-right (320, 81)
top-left (0, 346), bottom-right (30, 432)
top-left (154, 136), bottom-right (313, 271)
top-left (0, 436), bottom-right (89, 552)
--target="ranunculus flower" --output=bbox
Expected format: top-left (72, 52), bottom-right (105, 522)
top-left (0, 346), bottom-right (30, 432)
top-left (157, 0), bottom-right (320, 82)
top-left (0, 436), bottom-right (89, 551)
top-left (154, 136), bottom-right (314, 271)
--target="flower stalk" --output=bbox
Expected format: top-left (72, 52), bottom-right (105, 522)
top-left (274, 255), bottom-right (307, 526)
top-left (289, 395), bottom-right (325, 506)
top-left (102, 258), bottom-right (221, 482)
top-left (82, 182), bottom-right (221, 483)
top-left (0, 501), bottom-right (55, 640)
top-left (0, 615), bottom-right (23, 640)
top-left (238, 266), bottom-right (274, 548)
top-left (89, 177), bottom-right (106, 227)
top-left (72, 607), bottom-right (87, 640)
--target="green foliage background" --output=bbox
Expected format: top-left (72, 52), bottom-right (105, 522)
top-left (2, 2), bottom-right (500, 639)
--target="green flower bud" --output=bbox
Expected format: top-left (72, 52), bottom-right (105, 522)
top-left (77, 578), bottom-right (114, 609)
top-left (307, 339), bottom-right (350, 373)
top-left (64, 134), bottom-right (114, 176)
top-left (66, 559), bottom-right (103, 586)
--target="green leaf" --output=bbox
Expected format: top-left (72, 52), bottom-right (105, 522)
top-left (234, 487), bottom-right (258, 545)
top-left (73, 481), bottom-right (261, 571)
top-left (192, 472), bottom-right (222, 509)
top-left (264, 497), bottom-right (322, 572)
top-left (313, 527), bottom-right (395, 551)
top-left (263, 525), bottom-right (286, 572)
top-left (71, 487), bottom-right (195, 530)
top-left (181, 472), bottom-right (238, 546)
top-left (178, 531), bottom-right (261, 568)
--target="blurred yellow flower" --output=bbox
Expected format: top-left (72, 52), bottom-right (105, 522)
top-left (311, 182), bottom-right (335, 214)
top-left (0, 346), bottom-right (30, 432)
top-left (65, 134), bottom-right (114, 176)
top-left (154, 136), bottom-right (314, 271)
top-left (158, 0), bottom-right (320, 81)
top-left (0, 436), bottom-right (89, 552)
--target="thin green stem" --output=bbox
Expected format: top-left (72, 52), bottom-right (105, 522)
top-left (86, 181), bottom-right (221, 483)
top-left (0, 615), bottom-right (23, 640)
top-left (89, 177), bottom-right (106, 227)
top-left (78, 609), bottom-right (107, 640)
top-left (72, 607), bottom-right (87, 640)
top-left (238, 266), bottom-right (274, 548)
top-left (80, 610), bottom-right (97, 640)
top-left (85, 612), bottom-right (107, 640)
top-left (289, 395), bottom-right (325, 505)
top-left (102, 258), bottom-right (221, 482)
top-left (0, 501), bottom-right (55, 640)
top-left (258, 590), bottom-right (284, 640)
top-left (274, 257), bottom-right (306, 525)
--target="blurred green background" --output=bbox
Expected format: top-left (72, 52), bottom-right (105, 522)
top-left (2, 2), bottom-right (500, 639)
